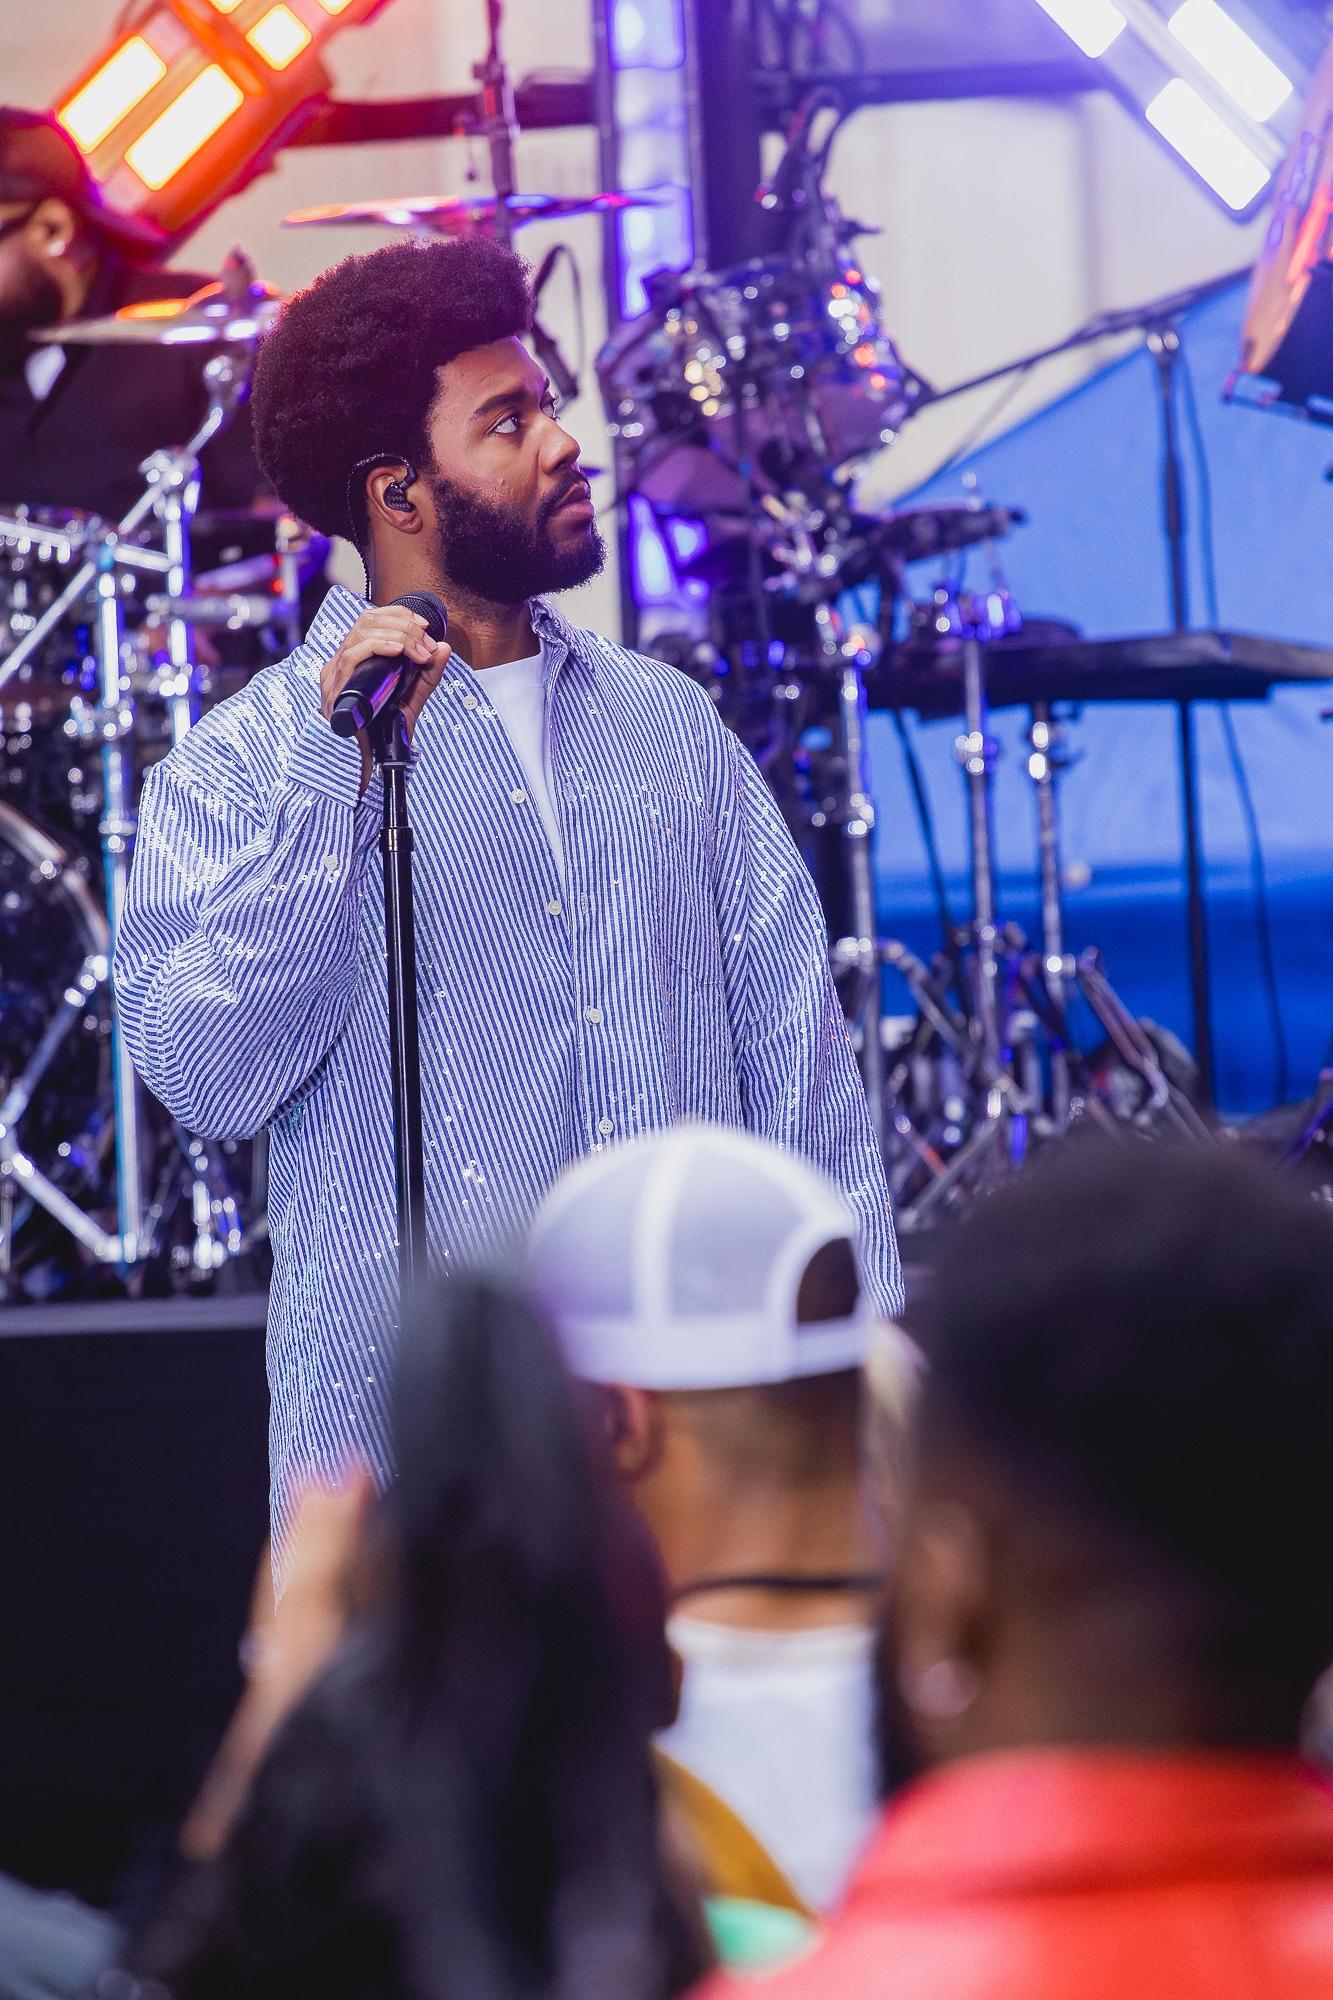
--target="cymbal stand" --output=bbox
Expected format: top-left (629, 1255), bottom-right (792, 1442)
top-left (475, 0), bottom-right (519, 245)
top-left (91, 536), bottom-right (146, 1265)
top-left (145, 446), bottom-right (203, 745)
top-left (958, 631), bottom-right (1004, 1075)
top-left (1013, 705), bottom-right (1208, 1143)
top-left (1027, 701), bottom-right (1073, 1132)
top-left (817, 603), bottom-right (885, 1149)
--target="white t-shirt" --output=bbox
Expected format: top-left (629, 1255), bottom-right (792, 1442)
top-left (469, 648), bottom-right (563, 870)
top-left (658, 1615), bottom-right (880, 1911)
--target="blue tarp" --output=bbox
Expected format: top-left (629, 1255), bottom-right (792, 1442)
top-left (866, 281), bottom-right (1333, 1113)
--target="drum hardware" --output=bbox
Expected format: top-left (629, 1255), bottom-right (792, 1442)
top-left (0, 353), bottom-right (248, 699)
top-left (145, 590), bottom-right (293, 630)
top-left (0, 297), bottom-right (278, 1292)
top-left (34, 254), bottom-right (282, 349)
top-left (281, 189), bottom-right (660, 236)
top-left (877, 584), bottom-right (1215, 1229)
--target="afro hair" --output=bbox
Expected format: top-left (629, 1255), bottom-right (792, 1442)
top-left (250, 234), bottom-right (532, 542)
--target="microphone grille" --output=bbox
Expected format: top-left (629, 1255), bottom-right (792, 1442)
top-left (393, 590), bottom-right (449, 643)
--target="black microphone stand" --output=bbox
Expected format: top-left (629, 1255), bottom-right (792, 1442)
top-left (370, 697), bottom-right (427, 1301)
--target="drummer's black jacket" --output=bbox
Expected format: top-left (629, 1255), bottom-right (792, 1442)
top-left (0, 254), bottom-right (265, 522)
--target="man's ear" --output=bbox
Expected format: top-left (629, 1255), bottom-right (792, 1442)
top-left (365, 463), bottom-right (425, 538)
top-left (894, 1497), bottom-right (993, 1708)
top-left (603, 1382), bottom-right (664, 1482)
top-left (29, 197), bottom-right (80, 259)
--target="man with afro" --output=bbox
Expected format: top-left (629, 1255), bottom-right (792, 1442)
top-left (113, 234), bottom-right (900, 1563)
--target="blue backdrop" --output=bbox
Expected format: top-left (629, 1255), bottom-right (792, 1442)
top-left (866, 280), bottom-right (1333, 1113)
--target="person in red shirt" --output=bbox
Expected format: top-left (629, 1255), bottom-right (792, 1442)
top-left (698, 1141), bottom-right (1333, 2000)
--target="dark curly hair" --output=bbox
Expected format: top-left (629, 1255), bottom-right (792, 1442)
top-left (250, 235), bottom-right (533, 543)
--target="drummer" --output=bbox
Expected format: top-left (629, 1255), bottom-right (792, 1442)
top-left (0, 107), bottom-right (265, 522)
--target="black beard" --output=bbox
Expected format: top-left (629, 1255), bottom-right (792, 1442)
top-left (427, 470), bottom-right (606, 605)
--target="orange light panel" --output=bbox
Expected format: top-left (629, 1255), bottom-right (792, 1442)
top-left (58, 36), bottom-right (168, 151)
top-left (125, 65), bottom-right (245, 190)
top-left (312, 0), bottom-right (355, 15)
top-left (205, 0), bottom-right (245, 13)
top-left (246, 4), bottom-right (313, 69)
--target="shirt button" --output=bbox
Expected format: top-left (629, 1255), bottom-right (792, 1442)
top-left (546, 897), bottom-right (562, 917)
top-left (510, 786), bottom-right (527, 805)
top-left (583, 1005), bottom-right (603, 1026)
top-left (597, 1115), bottom-right (614, 1136)
top-left (462, 693), bottom-right (479, 710)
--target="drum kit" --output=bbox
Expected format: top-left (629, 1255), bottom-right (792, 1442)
top-left (5, 77), bottom-right (1330, 1296)
top-left (595, 96), bottom-right (1333, 1229)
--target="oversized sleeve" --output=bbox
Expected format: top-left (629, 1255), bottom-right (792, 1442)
top-left (710, 723), bottom-right (904, 1316)
top-left (112, 705), bottom-right (380, 1140)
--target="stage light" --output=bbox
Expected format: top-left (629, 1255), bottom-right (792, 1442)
top-left (1024, 0), bottom-right (1298, 217)
top-left (58, 37), bottom-right (167, 151)
top-left (1145, 77), bottom-right (1271, 209)
top-left (246, 4), bottom-right (314, 71)
top-left (611, 0), bottom-right (684, 68)
top-left (1031, 0), bottom-right (1126, 60)
top-left (1167, 0), bottom-right (1292, 122)
top-left (312, 0), bottom-right (357, 13)
top-left (125, 66), bottom-right (245, 191)
top-left (203, 0), bottom-right (245, 12)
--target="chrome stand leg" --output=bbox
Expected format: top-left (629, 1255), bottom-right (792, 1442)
top-left (1027, 701), bottom-right (1072, 1132)
top-left (958, 637), bottom-right (1002, 1070)
top-left (1076, 950), bottom-right (1212, 1142)
top-left (817, 602), bottom-right (884, 1148)
top-left (157, 468), bottom-right (201, 744)
top-left (94, 546), bottom-right (145, 1265)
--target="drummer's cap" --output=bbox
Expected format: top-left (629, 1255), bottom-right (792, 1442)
top-left (525, 1122), bottom-right (876, 1391)
top-left (0, 109), bottom-right (168, 258)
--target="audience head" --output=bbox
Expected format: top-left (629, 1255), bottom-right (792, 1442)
top-left (136, 1271), bottom-right (706, 2000)
top-left (890, 1140), bottom-right (1333, 1766)
top-left (526, 1125), bottom-right (875, 1605)
top-left (0, 109), bottom-right (166, 341)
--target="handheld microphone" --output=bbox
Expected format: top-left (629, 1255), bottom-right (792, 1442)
top-left (330, 590), bottom-right (449, 739)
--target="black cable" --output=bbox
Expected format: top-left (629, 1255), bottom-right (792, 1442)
top-left (1177, 336), bottom-right (1290, 1102)
top-left (904, 362), bottom-right (1038, 498)
top-left (891, 708), bottom-right (954, 949)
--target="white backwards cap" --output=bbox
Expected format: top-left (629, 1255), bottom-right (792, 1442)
top-left (526, 1122), bottom-right (873, 1390)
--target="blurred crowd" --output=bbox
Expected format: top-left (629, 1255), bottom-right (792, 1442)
top-left (4, 1128), bottom-right (1333, 2000)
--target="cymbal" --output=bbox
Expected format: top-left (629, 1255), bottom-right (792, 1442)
top-left (674, 502), bottom-right (1024, 586)
top-left (868, 629), bottom-right (1333, 718)
top-left (282, 191), bottom-right (659, 234)
top-left (37, 277), bottom-right (281, 348)
top-left (874, 501), bottom-right (1025, 564)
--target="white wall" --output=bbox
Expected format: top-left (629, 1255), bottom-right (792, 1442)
top-left (11, 2), bottom-right (1270, 634)
top-left (825, 89), bottom-right (1264, 511)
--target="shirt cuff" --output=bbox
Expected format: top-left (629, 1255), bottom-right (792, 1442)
top-left (287, 713), bottom-right (367, 807)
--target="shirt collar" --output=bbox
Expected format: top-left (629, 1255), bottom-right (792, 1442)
top-left (299, 586), bottom-right (589, 682)
top-left (849, 1749), bottom-right (1333, 1905)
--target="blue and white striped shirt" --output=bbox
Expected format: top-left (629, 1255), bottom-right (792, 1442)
top-left (114, 587), bottom-right (901, 1546)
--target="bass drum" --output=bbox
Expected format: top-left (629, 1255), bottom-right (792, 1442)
top-left (0, 799), bottom-right (112, 1278)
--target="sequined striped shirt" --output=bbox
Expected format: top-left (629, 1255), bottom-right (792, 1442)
top-left (114, 586), bottom-right (902, 1549)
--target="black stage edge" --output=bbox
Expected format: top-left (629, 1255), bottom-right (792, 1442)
top-left (0, 1291), bottom-right (269, 1904)
top-left (0, 1252), bottom-right (929, 1904)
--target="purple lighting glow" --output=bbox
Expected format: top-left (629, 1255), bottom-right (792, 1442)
top-left (610, 0), bottom-right (684, 70)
